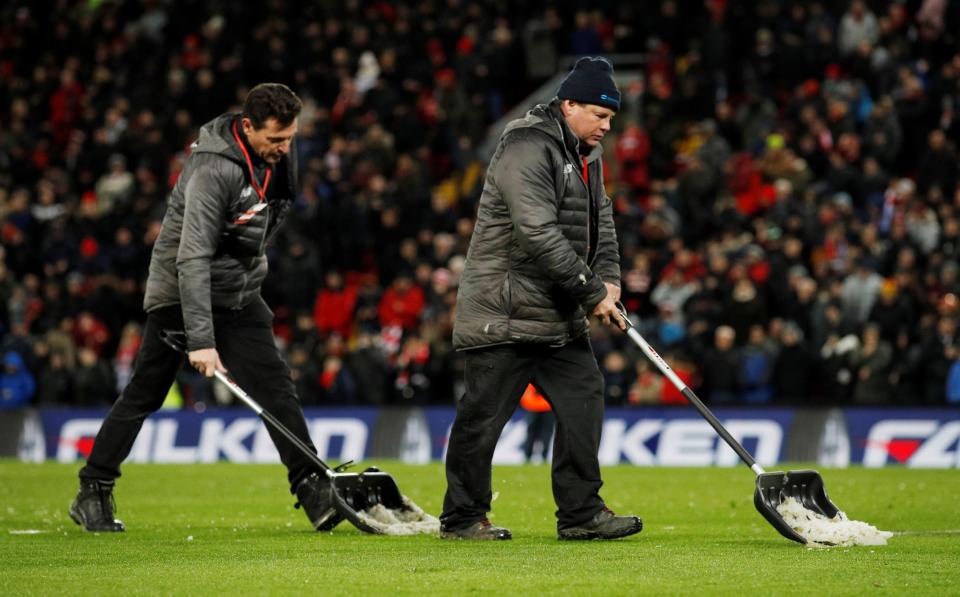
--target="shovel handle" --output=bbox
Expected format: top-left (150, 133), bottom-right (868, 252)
top-left (616, 304), bottom-right (766, 476)
top-left (158, 330), bottom-right (335, 475)
top-left (212, 370), bottom-right (336, 474)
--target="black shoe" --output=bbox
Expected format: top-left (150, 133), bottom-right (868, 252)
top-left (69, 480), bottom-right (125, 532)
top-left (294, 472), bottom-right (344, 531)
top-left (558, 507), bottom-right (642, 540)
top-left (440, 519), bottom-right (512, 540)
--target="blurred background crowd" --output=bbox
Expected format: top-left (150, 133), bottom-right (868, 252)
top-left (1, 0), bottom-right (959, 410)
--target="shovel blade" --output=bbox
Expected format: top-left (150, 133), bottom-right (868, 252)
top-left (331, 466), bottom-right (406, 512)
top-left (754, 470), bottom-right (840, 544)
top-left (328, 467), bottom-right (423, 534)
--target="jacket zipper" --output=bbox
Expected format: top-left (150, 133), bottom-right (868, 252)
top-left (236, 270), bottom-right (248, 309)
top-left (240, 204), bottom-right (269, 307)
top-left (257, 204), bottom-right (270, 255)
top-left (557, 121), bottom-right (594, 262)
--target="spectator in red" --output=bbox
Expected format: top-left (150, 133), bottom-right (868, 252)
top-left (378, 271), bottom-right (425, 332)
top-left (48, 68), bottom-right (84, 147)
top-left (660, 353), bottom-right (693, 405)
top-left (318, 355), bottom-right (358, 404)
top-left (659, 244), bottom-right (707, 283)
top-left (614, 120), bottom-right (650, 192)
top-left (394, 334), bottom-right (432, 402)
top-left (312, 271), bottom-right (357, 339)
top-left (71, 311), bottom-right (110, 357)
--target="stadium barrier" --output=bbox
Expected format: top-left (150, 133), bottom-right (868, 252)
top-left (2, 406), bottom-right (957, 468)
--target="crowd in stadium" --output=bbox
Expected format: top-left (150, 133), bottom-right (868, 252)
top-left (1, 0), bottom-right (959, 409)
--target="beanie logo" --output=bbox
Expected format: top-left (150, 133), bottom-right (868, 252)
top-left (600, 94), bottom-right (617, 105)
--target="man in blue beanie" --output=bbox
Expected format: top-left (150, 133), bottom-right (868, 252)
top-left (440, 57), bottom-right (642, 540)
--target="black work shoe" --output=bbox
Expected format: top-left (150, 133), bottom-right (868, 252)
top-left (558, 507), bottom-right (642, 540)
top-left (294, 472), bottom-right (344, 531)
top-left (69, 480), bottom-right (125, 532)
top-left (440, 519), bottom-right (512, 540)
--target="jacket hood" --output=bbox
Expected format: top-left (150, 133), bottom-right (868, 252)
top-left (189, 112), bottom-right (298, 198)
top-left (502, 98), bottom-right (604, 164)
top-left (190, 113), bottom-right (246, 163)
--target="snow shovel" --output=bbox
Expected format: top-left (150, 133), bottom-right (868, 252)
top-left (159, 329), bottom-right (438, 536)
top-left (615, 305), bottom-right (840, 544)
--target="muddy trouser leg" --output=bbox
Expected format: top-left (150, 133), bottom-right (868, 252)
top-left (79, 306), bottom-right (184, 482)
top-left (440, 345), bottom-right (531, 530)
top-left (532, 336), bottom-right (606, 530)
top-left (213, 298), bottom-right (320, 492)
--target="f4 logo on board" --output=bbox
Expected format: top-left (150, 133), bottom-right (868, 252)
top-left (863, 420), bottom-right (960, 468)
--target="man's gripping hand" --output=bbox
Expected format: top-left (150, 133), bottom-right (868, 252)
top-left (188, 348), bottom-right (227, 378)
top-left (592, 283), bottom-right (626, 330)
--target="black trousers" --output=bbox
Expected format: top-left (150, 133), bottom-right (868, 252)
top-left (441, 336), bottom-right (606, 530)
top-left (79, 298), bottom-right (318, 492)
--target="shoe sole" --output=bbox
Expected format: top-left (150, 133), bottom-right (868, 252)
top-left (558, 521), bottom-right (643, 541)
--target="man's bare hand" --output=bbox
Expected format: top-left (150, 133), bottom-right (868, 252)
top-left (188, 348), bottom-right (227, 378)
top-left (604, 282), bottom-right (621, 304)
top-left (592, 291), bottom-right (626, 330)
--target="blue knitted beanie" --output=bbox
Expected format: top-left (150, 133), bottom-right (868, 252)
top-left (557, 56), bottom-right (620, 110)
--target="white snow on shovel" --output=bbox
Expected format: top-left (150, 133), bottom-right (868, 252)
top-left (777, 497), bottom-right (893, 547)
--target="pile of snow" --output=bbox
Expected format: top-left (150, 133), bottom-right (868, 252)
top-left (776, 497), bottom-right (893, 547)
top-left (356, 496), bottom-right (440, 536)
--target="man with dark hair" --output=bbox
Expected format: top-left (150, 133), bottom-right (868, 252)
top-left (69, 83), bottom-right (339, 533)
top-left (440, 57), bottom-right (643, 540)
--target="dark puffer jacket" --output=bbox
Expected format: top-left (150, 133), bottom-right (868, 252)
top-left (143, 113), bottom-right (297, 350)
top-left (453, 99), bottom-right (620, 350)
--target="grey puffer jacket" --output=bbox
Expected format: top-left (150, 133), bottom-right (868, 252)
top-left (453, 99), bottom-right (620, 350)
top-left (143, 113), bottom-right (297, 350)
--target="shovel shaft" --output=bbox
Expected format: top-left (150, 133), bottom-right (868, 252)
top-left (158, 330), bottom-right (337, 475)
top-left (213, 370), bottom-right (335, 474)
top-left (620, 310), bottom-right (765, 475)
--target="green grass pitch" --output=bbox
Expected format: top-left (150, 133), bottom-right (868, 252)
top-left (1, 461), bottom-right (958, 595)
